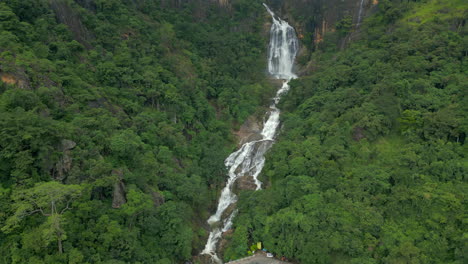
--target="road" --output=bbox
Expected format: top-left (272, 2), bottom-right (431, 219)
top-left (226, 253), bottom-right (291, 264)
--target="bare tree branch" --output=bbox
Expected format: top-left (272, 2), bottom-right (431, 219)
top-left (60, 198), bottom-right (73, 214)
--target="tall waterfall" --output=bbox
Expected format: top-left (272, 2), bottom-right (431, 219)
top-left (201, 4), bottom-right (298, 263)
top-left (265, 4), bottom-right (298, 80)
top-left (357, 0), bottom-right (365, 26)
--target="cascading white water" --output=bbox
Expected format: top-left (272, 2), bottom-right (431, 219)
top-left (265, 5), bottom-right (298, 80)
top-left (201, 4), bottom-right (298, 263)
top-left (357, 0), bottom-right (365, 26)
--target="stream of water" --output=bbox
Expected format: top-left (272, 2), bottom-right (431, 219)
top-left (200, 4), bottom-right (298, 263)
top-left (357, 0), bottom-right (365, 26)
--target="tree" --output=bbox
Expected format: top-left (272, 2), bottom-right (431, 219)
top-left (2, 181), bottom-right (82, 254)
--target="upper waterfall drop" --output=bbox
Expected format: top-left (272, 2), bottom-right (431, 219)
top-left (201, 4), bottom-right (298, 263)
top-left (263, 3), bottom-right (299, 80)
top-left (357, 0), bottom-right (365, 26)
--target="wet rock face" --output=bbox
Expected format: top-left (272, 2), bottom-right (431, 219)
top-left (193, 254), bottom-right (213, 264)
top-left (270, 0), bottom-right (366, 28)
top-left (234, 116), bottom-right (264, 146)
top-left (263, 0), bottom-right (380, 76)
top-left (221, 203), bottom-right (238, 221)
top-left (266, 0), bottom-right (378, 48)
top-left (234, 175), bottom-right (257, 191)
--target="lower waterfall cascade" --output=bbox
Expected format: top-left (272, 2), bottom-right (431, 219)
top-left (200, 4), bottom-right (299, 263)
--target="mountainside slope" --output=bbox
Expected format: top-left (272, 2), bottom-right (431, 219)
top-left (0, 0), bottom-right (273, 263)
top-left (225, 0), bottom-right (467, 263)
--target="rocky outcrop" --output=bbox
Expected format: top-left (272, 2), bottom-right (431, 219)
top-left (50, 0), bottom-right (92, 48)
top-left (234, 116), bottom-right (263, 147)
top-left (112, 181), bottom-right (126, 209)
top-left (112, 169), bottom-right (127, 209)
top-left (150, 190), bottom-right (165, 207)
top-left (234, 175), bottom-right (257, 191)
top-left (61, 139), bottom-right (77, 150)
top-left (193, 254), bottom-right (213, 264)
top-left (1, 73), bottom-right (24, 87)
top-left (353, 127), bottom-right (366, 141)
top-left (53, 139), bottom-right (76, 182)
top-left (221, 203), bottom-right (237, 221)
top-left (212, 0), bottom-right (230, 8)
top-left (0, 69), bottom-right (30, 89)
top-left (263, 0), bottom-right (380, 75)
top-left (266, 0), bottom-right (379, 46)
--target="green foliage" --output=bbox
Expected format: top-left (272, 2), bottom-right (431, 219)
top-left (223, 225), bottom-right (249, 261)
top-left (335, 15), bottom-right (353, 35)
top-left (2, 181), bottom-right (82, 256)
top-left (0, 0), bottom-right (271, 262)
top-left (0, 0), bottom-right (465, 263)
top-left (225, 1), bottom-right (467, 263)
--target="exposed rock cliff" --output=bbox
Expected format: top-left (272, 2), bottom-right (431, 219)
top-left (53, 139), bottom-right (76, 182)
top-left (234, 116), bottom-right (264, 147)
top-left (264, 0), bottom-right (379, 74)
top-left (111, 169), bottom-right (127, 209)
top-left (0, 72), bottom-right (29, 89)
top-left (267, 0), bottom-right (378, 42)
top-left (50, 0), bottom-right (92, 48)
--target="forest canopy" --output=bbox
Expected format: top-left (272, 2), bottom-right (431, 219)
top-left (0, 0), bottom-right (272, 263)
top-left (224, 0), bottom-right (467, 263)
top-left (0, 0), bottom-right (466, 263)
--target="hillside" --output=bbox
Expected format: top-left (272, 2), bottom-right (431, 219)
top-left (224, 0), bottom-right (467, 263)
top-left (0, 0), bottom-right (272, 263)
top-left (0, 0), bottom-right (466, 264)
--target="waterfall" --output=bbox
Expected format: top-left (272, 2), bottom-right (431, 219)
top-left (265, 4), bottom-right (298, 80)
top-left (357, 0), bottom-right (365, 26)
top-left (201, 4), bottom-right (298, 263)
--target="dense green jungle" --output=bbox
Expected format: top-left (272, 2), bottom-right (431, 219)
top-left (0, 0), bottom-right (466, 263)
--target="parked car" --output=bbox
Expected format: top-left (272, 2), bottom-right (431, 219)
top-left (266, 253), bottom-right (274, 258)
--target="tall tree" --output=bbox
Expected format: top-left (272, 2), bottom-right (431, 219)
top-left (2, 182), bottom-right (82, 254)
